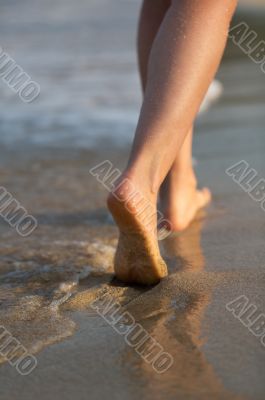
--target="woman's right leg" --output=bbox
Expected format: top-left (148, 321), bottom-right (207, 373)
top-left (108, 0), bottom-right (237, 285)
top-left (160, 133), bottom-right (211, 232)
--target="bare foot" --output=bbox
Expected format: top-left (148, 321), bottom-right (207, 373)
top-left (160, 168), bottom-right (211, 232)
top-left (107, 177), bottom-right (168, 285)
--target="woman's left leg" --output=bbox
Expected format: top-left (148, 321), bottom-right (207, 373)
top-left (138, 0), bottom-right (211, 232)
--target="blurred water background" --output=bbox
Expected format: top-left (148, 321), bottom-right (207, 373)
top-left (0, 0), bottom-right (263, 150)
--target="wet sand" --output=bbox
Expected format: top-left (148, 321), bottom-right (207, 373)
top-left (0, 1), bottom-right (265, 399)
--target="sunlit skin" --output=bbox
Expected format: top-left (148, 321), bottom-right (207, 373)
top-left (108, 0), bottom-right (238, 285)
top-left (137, 0), bottom-right (211, 232)
top-left (138, 0), bottom-right (211, 231)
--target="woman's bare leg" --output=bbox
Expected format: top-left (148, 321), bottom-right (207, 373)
top-left (108, 0), bottom-right (237, 285)
top-left (138, 0), bottom-right (211, 232)
top-left (160, 133), bottom-right (212, 231)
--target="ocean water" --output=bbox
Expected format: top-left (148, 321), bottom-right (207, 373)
top-left (0, 0), bottom-right (142, 149)
top-left (0, 238), bottom-right (116, 362)
top-left (0, 0), bottom-right (233, 150)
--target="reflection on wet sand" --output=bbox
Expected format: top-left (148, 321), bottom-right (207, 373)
top-left (118, 220), bottom-right (239, 399)
top-left (163, 213), bottom-right (207, 273)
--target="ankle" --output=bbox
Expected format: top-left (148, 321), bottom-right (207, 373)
top-left (107, 171), bottom-right (157, 218)
top-left (113, 170), bottom-right (157, 202)
top-left (162, 165), bottom-right (197, 194)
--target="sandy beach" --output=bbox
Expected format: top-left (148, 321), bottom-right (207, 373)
top-left (0, 0), bottom-right (265, 399)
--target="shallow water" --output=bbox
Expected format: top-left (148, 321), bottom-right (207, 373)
top-left (0, 1), bottom-right (265, 399)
